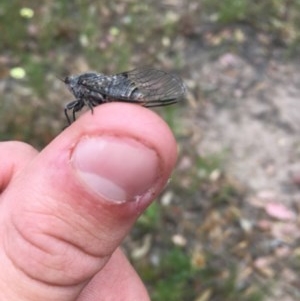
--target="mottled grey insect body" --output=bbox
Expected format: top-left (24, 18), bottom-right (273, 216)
top-left (63, 67), bottom-right (186, 124)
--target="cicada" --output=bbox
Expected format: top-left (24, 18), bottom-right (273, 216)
top-left (62, 67), bottom-right (186, 124)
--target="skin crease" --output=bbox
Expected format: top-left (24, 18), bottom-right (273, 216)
top-left (0, 103), bottom-right (177, 301)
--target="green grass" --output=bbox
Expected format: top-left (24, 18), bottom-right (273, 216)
top-left (134, 246), bottom-right (266, 301)
top-left (137, 201), bottom-right (162, 232)
top-left (202, 0), bottom-right (300, 49)
top-left (139, 248), bottom-right (201, 301)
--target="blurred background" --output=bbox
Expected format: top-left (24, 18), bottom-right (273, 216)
top-left (1, 1), bottom-right (300, 300)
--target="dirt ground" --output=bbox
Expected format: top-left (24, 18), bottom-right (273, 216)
top-left (189, 53), bottom-right (300, 205)
top-left (182, 28), bottom-right (300, 300)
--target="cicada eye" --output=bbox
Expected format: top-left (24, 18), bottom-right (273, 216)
top-left (63, 76), bottom-right (71, 84)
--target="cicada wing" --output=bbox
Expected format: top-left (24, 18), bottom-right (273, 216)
top-left (116, 68), bottom-right (186, 105)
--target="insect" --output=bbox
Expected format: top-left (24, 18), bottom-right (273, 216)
top-left (62, 67), bottom-right (186, 124)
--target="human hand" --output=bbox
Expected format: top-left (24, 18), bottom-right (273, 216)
top-left (0, 103), bottom-right (177, 301)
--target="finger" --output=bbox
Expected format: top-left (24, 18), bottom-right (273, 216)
top-left (0, 103), bottom-right (177, 301)
top-left (0, 141), bottom-right (38, 192)
top-left (77, 248), bottom-right (150, 301)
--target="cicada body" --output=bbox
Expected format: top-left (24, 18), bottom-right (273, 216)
top-left (63, 67), bottom-right (186, 124)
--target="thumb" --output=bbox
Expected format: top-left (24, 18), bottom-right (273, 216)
top-left (0, 103), bottom-right (177, 301)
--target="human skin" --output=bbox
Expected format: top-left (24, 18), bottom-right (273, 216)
top-left (0, 103), bottom-right (177, 301)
